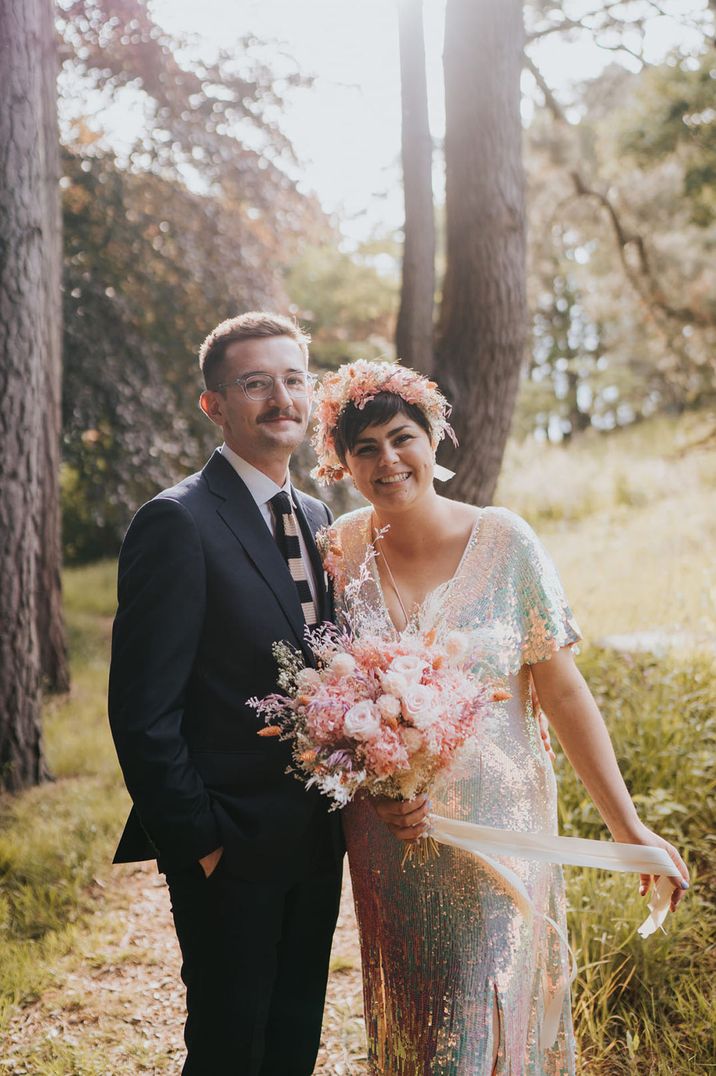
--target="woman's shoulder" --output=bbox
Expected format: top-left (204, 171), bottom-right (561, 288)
top-left (478, 504), bottom-right (536, 541)
top-left (470, 506), bottom-right (551, 570)
top-left (330, 505), bottom-right (372, 540)
top-left (319, 506), bottom-right (372, 586)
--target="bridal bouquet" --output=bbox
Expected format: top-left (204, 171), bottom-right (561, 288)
top-left (249, 621), bottom-right (502, 820)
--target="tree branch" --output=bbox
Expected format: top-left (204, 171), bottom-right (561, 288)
top-left (525, 55), bottom-right (713, 341)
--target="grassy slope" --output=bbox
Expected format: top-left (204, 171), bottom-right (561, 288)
top-left (497, 413), bottom-right (716, 643)
top-left (1, 412), bottom-right (714, 1071)
top-left (0, 562), bottom-right (127, 1026)
top-left (498, 412), bottom-right (716, 1072)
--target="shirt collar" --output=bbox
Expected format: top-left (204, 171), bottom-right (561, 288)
top-left (220, 443), bottom-right (291, 509)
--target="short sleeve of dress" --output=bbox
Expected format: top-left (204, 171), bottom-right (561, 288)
top-left (507, 512), bottom-right (581, 666)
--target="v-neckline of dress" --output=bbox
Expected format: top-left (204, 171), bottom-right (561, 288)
top-left (367, 510), bottom-right (484, 635)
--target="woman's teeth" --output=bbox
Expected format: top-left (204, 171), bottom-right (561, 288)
top-left (377, 472), bottom-right (410, 485)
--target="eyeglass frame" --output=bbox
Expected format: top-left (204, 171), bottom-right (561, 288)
top-left (214, 371), bottom-right (318, 401)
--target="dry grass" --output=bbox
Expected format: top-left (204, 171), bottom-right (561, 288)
top-left (497, 412), bottom-right (716, 644)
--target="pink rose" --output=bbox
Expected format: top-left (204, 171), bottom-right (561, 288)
top-left (381, 670), bottom-right (409, 698)
top-left (389, 654), bottom-right (426, 682)
top-left (376, 694), bottom-right (402, 719)
top-left (401, 684), bottom-right (439, 729)
top-left (343, 701), bottom-right (381, 741)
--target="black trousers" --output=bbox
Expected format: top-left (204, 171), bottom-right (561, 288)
top-left (165, 852), bottom-right (342, 1075)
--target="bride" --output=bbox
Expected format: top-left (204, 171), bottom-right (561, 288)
top-left (310, 360), bottom-right (688, 1075)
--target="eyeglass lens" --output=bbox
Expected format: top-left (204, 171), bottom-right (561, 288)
top-left (243, 373), bottom-right (312, 400)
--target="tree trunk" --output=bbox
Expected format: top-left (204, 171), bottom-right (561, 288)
top-left (395, 0), bottom-right (435, 375)
top-left (0, 0), bottom-right (57, 791)
top-left (36, 5), bottom-right (69, 694)
top-left (435, 0), bottom-right (527, 505)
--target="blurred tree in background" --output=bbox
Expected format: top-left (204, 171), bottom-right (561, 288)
top-left (285, 239), bottom-right (398, 370)
top-left (521, 6), bottom-right (715, 441)
top-left (57, 0), bottom-right (327, 559)
top-left (56, 0), bottom-right (715, 558)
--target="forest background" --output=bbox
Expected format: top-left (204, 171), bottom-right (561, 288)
top-left (52, 0), bottom-right (715, 562)
top-left (0, 0), bottom-right (715, 1072)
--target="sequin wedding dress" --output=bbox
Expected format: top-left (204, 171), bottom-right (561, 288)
top-left (330, 506), bottom-right (581, 1075)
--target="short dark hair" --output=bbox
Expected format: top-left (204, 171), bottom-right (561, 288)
top-left (333, 392), bottom-right (433, 464)
top-left (198, 311), bottom-right (311, 390)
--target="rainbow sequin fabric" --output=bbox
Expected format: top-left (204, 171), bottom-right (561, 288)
top-left (332, 507), bottom-right (581, 1074)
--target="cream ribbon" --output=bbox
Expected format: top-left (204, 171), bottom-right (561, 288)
top-left (428, 814), bottom-right (675, 1050)
top-left (432, 463), bottom-right (456, 482)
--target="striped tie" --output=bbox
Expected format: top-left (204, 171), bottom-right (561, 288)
top-left (269, 491), bottom-right (319, 630)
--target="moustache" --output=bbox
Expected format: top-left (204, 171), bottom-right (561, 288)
top-left (257, 409), bottom-right (301, 424)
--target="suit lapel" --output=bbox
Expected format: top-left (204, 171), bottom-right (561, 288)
top-left (202, 451), bottom-right (306, 648)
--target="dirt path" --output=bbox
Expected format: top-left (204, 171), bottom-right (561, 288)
top-left (2, 864), bottom-right (368, 1075)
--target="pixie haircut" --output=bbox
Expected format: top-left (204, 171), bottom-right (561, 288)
top-left (198, 312), bottom-right (311, 390)
top-left (333, 392), bottom-right (433, 465)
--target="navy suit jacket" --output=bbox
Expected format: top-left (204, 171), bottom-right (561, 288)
top-left (108, 449), bottom-right (341, 879)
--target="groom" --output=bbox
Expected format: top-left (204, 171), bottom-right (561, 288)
top-left (108, 312), bottom-right (343, 1075)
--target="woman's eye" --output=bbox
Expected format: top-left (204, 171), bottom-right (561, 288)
top-left (394, 435), bottom-right (413, 445)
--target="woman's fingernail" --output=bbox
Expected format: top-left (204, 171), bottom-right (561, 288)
top-left (681, 880), bottom-right (689, 890)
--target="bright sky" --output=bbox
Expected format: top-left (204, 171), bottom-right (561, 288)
top-left (136, 1), bottom-right (710, 241)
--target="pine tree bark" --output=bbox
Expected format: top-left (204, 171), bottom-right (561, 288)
top-left (0, 0), bottom-right (58, 791)
top-left (435, 0), bottom-right (527, 505)
top-left (35, 3), bottom-right (69, 694)
top-left (395, 0), bottom-right (435, 375)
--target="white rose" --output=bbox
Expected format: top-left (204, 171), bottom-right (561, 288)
top-left (389, 654), bottom-right (426, 682)
top-left (330, 652), bottom-right (357, 678)
top-left (381, 670), bottom-right (409, 698)
top-left (401, 727), bottom-right (424, 754)
top-left (401, 684), bottom-right (439, 729)
top-left (444, 631), bottom-right (470, 662)
top-left (343, 701), bottom-right (381, 741)
top-left (376, 694), bottom-right (402, 719)
top-left (296, 668), bottom-right (322, 692)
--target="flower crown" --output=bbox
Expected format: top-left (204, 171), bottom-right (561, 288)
top-left (310, 359), bottom-right (456, 484)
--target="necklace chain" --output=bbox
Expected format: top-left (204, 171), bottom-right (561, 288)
top-left (372, 517), bottom-right (410, 630)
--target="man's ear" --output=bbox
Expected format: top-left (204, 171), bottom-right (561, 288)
top-left (199, 389), bottom-right (224, 427)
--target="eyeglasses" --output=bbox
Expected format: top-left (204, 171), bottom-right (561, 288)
top-left (216, 371), bottom-right (317, 401)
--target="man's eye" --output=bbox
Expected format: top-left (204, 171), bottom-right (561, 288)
top-left (285, 375), bottom-right (306, 388)
top-left (246, 377), bottom-right (271, 391)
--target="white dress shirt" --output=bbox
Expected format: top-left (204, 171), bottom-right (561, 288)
top-left (219, 444), bottom-right (320, 608)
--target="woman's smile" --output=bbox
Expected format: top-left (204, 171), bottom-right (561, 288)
top-left (375, 471), bottom-right (412, 487)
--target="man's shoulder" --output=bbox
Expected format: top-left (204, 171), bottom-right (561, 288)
top-left (154, 468), bottom-right (206, 508)
top-left (293, 486), bottom-right (331, 522)
top-left (128, 458), bottom-right (218, 535)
